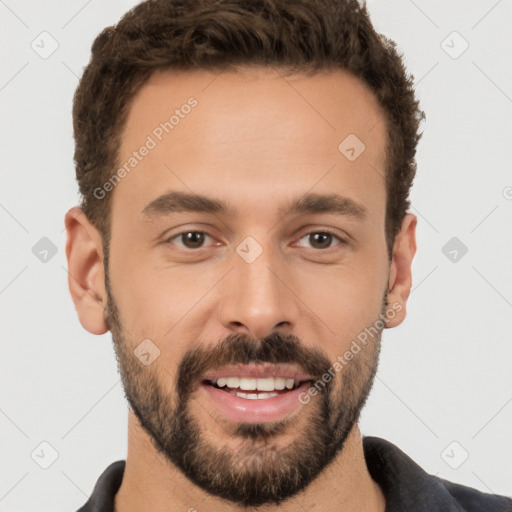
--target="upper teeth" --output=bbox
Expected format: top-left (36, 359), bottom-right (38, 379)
top-left (214, 377), bottom-right (297, 391)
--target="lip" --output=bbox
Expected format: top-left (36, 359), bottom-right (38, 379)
top-left (200, 380), bottom-right (312, 423)
top-left (201, 363), bottom-right (313, 382)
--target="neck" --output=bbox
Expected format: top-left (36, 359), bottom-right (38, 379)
top-left (114, 412), bottom-right (385, 512)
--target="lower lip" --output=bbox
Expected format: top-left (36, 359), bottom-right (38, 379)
top-left (200, 381), bottom-right (312, 423)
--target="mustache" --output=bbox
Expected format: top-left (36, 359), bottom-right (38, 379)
top-left (176, 331), bottom-right (333, 399)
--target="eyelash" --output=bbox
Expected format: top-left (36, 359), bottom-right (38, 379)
top-left (165, 229), bottom-right (347, 251)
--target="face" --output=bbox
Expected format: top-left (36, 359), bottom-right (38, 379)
top-left (68, 67), bottom-right (416, 507)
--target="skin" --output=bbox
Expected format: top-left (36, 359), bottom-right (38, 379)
top-left (65, 67), bottom-right (417, 511)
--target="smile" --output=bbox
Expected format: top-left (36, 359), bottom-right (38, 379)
top-left (200, 364), bottom-right (314, 422)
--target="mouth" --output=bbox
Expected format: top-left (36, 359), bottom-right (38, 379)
top-left (199, 364), bottom-right (314, 423)
top-left (202, 376), bottom-right (307, 399)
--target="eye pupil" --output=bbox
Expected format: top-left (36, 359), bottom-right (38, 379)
top-left (183, 232), bottom-right (205, 248)
top-left (310, 232), bottom-right (332, 249)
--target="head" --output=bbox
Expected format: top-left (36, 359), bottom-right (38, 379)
top-left (66, 0), bottom-right (422, 507)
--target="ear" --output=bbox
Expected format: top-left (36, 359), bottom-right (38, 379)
top-left (385, 213), bottom-right (417, 328)
top-left (64, 207), bottom-right (108, 335)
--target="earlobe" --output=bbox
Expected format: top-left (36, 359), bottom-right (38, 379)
top-left (64, 207), bottom-right (109, 335)
top-left (384, 213), bottom-right (417, 329)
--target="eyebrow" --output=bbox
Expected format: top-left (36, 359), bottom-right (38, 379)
top-left (141, 191), bottom-right (367, 221)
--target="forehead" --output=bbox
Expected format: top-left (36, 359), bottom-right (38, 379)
top-left (122, 66), bottom-right (387, 146)
top-left (112, 66), bottom-right (388, 225)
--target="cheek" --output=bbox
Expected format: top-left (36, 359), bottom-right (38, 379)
top-left (108, 247), bottom-right (215, 366)
top-left (298, 256), bottom-right (387, 341)
top-left (115, 270), bottom-right (199, 336)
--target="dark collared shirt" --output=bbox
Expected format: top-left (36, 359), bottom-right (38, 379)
top-left (76, 436), bottom-right (512, 511)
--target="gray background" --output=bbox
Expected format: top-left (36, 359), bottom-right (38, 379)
top-left (1, 0), bottom-right (511, 510)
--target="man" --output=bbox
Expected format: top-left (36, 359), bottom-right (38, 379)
top-left (65, 0), bottom-right (512, 510)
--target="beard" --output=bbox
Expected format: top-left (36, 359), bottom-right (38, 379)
top-left (104, 264), bottom-right (387, 507)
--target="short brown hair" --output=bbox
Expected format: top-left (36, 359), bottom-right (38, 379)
top-left (72, 0), bottom-right (425, 259)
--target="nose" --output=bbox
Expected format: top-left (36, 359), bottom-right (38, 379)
top-left (218, 242), bottom-right (299, 340)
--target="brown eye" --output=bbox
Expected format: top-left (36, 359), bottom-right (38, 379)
top-left (167, 231), bottom-right (212, 249)
top-left (296, 230), bottom-right (345, 250)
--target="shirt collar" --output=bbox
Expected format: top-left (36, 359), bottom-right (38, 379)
top-left (363, 436), bottom-right (465, 511)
